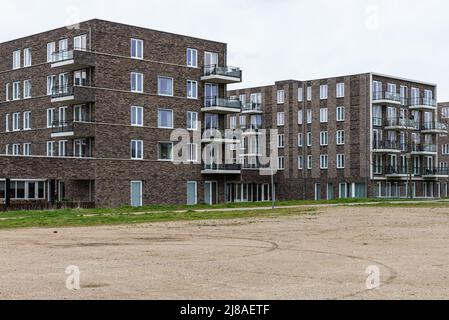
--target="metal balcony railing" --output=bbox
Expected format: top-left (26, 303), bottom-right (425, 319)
top-left (409, 97), bottom-right (437, 107)
top-left (373, 117), bottom-right (383, 126)
top-left (51, 85), bottom-right (74, 98)
top-left (385, 166), bottom-right (409, 175)
top-left (51, 121), bottom-right (74, 134)
top-left (242, 102), bottom-right (262, 112)
top-left (411, 144), bottom-right (437, 152)
top-left (204, 97), bottom-right (242, 109)
top-left (51, 49), bottom-right (74, 62)
top-left (204, 65), bottom-right (242, 79)
top-left (421, 167), bottom-right (449, 176)
top-left (385, 118), bottom-right (417, 128)
top-left (421, 122), bottom-right (448, 131)
top-left (373, 140), bottom-right (401, 150)
top-left (372, 91), bottom-right (401, 103)
top-left (203, 163), bottom-right (242, 171)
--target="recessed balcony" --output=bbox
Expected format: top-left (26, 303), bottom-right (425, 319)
top-left (51, 85), bottom-right (95, 104)
top-left (242, 102), bottom-right (263, 114)
top-left (50, 121), bottom-right (96, 139)
top-left (201, 97), bottom-right (242, 114)
top-left (372, 141), bottom-right (402, 153)
top-left (201, 163), bottom-right (242, 175)
top-left (50, 49), bottom-right (96, 71)
top-left (411, 144), bottom-right (437, 155)
top-left (372, 91), bottom-right (401, 105)
top-left (201, 65), bottom-right (242, 84)
top-left (409, 97), bottom-right (437, 110)
top-left (420, 122), bottom-right (447, 134)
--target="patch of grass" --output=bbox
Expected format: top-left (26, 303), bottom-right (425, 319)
top-left (0, 207), bottom-right (318, 230)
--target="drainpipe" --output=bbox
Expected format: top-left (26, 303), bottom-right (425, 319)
top-left (5, 178), bottom-right (11, 209)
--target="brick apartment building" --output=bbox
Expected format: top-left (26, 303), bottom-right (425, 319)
top-left (229, 73), bottom-right (449, 201)
top-left (0, 19), bottom-right (252, 208)
top-left (0, 20), bottom-right (448, 208)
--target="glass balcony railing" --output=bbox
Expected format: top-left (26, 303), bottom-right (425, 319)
top-left (242, 102), bottom-right (262, 113)
top-left (372, 91), bottom-right (401, 103)
top-left (204, 97), bottom-right (242, 109)
top-left (421, 122), bottom-right (447, 131)
top-left (373, 140), bottom-right (401, 150)
top-left (409, 97), bottom-right (437, 108)
top-left (411, 144), bottom-right (437, 153)
top-left (203, 65), bottom-right (242, 79)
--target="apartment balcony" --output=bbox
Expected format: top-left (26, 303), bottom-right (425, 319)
top-left (51, 85), bottom-right (95, 104)
top-left (411, 144), bottom-right (437, 155)
top-left (372, 91), bottom-right (401, 105)
top-left (50, 49), bottom-right (96, 71)
top-left (421, 167), bottom-right (449, 179)
top-left (420, 122), bottom-right (448, 134)
top-left (242, 102), bottom-right (263, 114)
top-left (50, 121), bottom-right (96, 139)
top-left (372, 141), bottom-right (402, 153)
top-left (409, 97), bottom-right (437, 110)
top-left (201, 129), bottom-right (241, 144)
top-left (384, 118), bottom-right (418, 131)
top-left (201, 97), bottom-right (242, 114)
top-left (201, 163), bottom-right (242, 175)
top-left (383, 166), bottom-right (409, 179)
top-left (201, 65), bottom-right (242, 84)
top-left (242, 125), bottom-right (263, 136)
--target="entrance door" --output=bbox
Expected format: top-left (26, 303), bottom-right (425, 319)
top-left (186, 182), bottom-right (197, 205)
top-left (315, 184), bottom-right (321, 200)
top-left (130, 181), bottom-right (142, 207)
top-left (327, 183), bottom-right (334, 200)
top-left (204, 181), bottom-right (217, 205)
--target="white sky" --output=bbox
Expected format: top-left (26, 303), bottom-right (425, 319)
top-left (2, 0), bottom-right (449, 100)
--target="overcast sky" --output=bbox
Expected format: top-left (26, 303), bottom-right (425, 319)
top-left (2, 0), bottom-right (449, 100)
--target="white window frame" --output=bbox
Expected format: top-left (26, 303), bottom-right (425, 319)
top-left (320, 154), bottom-right (329, 169)
top-left (298, 87), bottom-right (304, 102)
top-left (23, 111), bottom-right (31, 130)
top-left (298, 133), bottom-right (303, 147)
top-left (307, 132), bottom-right (312, 147)
top-left (187, 80), bottom-right (198, 99)
top-left (298, 156), bottom-right (303, 170)
top-left (320, 84), bottom-right (328, 100)
top-left (158, 142), bottom-right (174, 161)
top-left (12, 81), bottom-right (20, 100)
top-left (47, 75), bottom-right (56, 95)
top-left (12, 144), bottom-right (20, 156)
top-left (336, 106), bottom-right (345, 122)
top-left (12, 113), bottom-right (20, 131)
top-left (58, 140), bottom-right (67, 157)
top-left (74, 34), bottom-right (87, 51)
top-left (277, 156), bottom-right (285, 170)
top-left (23, 143), bottom-right (31, 156)
top-left (5, 83), bottom-right (10, 101)
top-left (46, 141), bottom-right (55, 157)
top-left (337, 154), bottom-right (345, 169)
top-left (131, 140), bottom-right (144, 160)
top-left (131, 38), bottom-right (144, 59)
top-left (187, 48), bottom-right (198, 68)
top-left (277, 112), bottom-right (285, 126)
top-left (336, 82), bottom-right (345, 98)
top-left (230, 116), bottom-right (237, 130)
top-left (307, 155), bottom-right (313, 169)
top-left (320, 108), bottom-right (328, 123)
top-left (320, 131), bottom-right (328, 146)
top-left (187, 143), bottom-right (198, 162)
top-left (298, 110), bottom-right (303, 125)
top-left (23, 48), bottom-right (32, 67)
top-left (131, 72), bottom-right (143, 93)
top-left (131, 106), bottom-right (144, 127)
top-left (187, 111), bottom-right (198, 131)
top-left (277, 90), bottom-right (285, 104)
top-left (157, 76), bottom-right (174, 97)
top-left (158, 109), bottom-right (174, 129)
top-left (23, 80), bottom-right (31, 99)
top-left (13, 50), bottom-right (21, 69)
top-left (337, 130), bottom-right (345, 145)
top-left (5, 114), bottom-right (10, 132)
top-left (47, 42), bottom-right (56, 63)
top-left (307, 86), bottom-right (312, 101)
top-left (277, 134), bottom-right (285, 148)
top-left (47, 108), bottom-right (55, 128)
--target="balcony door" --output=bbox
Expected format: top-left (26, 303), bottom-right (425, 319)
top-left (426, 156), bottom-right (433, 170)
top-left (373, 129), bottom-right (382, 149)
top-left (204, 113), bottom-right (219, 130)
top-left (204, 181), bottom-right (218, 205)
top-left (388, 154), bottom-right (397, 171)
top-left (58, 73), bottom-right (69, 93)
top-left (204, 51), bottom-right (218, 69)
top-left (373, 81), bottom-right (382, 99)
top-left (205, 83), bottom-right (218, 107)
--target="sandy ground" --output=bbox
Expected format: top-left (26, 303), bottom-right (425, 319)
top-left (0, 206), bottom-right (449, 300)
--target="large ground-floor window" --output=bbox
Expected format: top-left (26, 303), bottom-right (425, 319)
top-left (0, 180), bottom-right (46, 200)
top-left (226, 183), bottom-right (274, 203)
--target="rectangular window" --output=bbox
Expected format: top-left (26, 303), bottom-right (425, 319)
top-left (320, 108), bottom-right (328, 123)
top-left (131, 106), bottom-right (143, 126)
top-left (12, 82), bottom-right (20, 100)
top-left (158, 76), bottom-right (174, 96)
top-left (5, 114), bottom-right (10, 132)
top-left (46, 141), bottom-right (55, 157)
top-left (47, 75), bottom-right (56, 95)
top-left (12, 113), bottom-right (20, 131)
top-left (5, 83), bottom-right (10, 101)
top-left (307, 155), bottom-right (313, 169)
top-left (47, 42), bottom-right (56, 62)
top-left (336, 83), bottom-right (345, 98)
top-left (158, 109), bottom-right (173, 129)
top-left (320, 131), bottom-right (328, 146)
top-left (320, 155), bottom-right (329, 169)
top-left (187, 80), bottom-right (198, 99)
top-left (131, 140), bottom-right (143, 160)
top-left (307, 109), bottom-right (312, 124)
top-left (442, 144), bottom-right (449, 155)
top-left (187, 48), bottom-right (198, 68)
top-left (59, 140), bottom-right (67, 157)
top-left (74, 105), bottom-right (88, 122)
top-left (74, 70), bottom-right (87, 86)
top-left (59, 39), bottom-right (68, 53)
top-left (277, 156), bottom-right (285, 170)
top-left (307, 132), bottom-right (312, 147)
top-left (74, 139), bottom-right (88, 158)
top-left (442, 107), bottom-right (449, 119)
top-left (277, 90), bottom-right (285, 104)
top-left (74, 34), bottom-right (87, 50)
top-left (336, 130), bottom-right (345, 145)
top-left (239, 94), bottom-right (246, 104)
top-left (298, 133), bottom-right (303, 147)
top-left (298, 156), bottom-right (303, 170)
top-left (298, 87), bottom-right (303, 102)
top-left (298, 110), bottom-right (303, 125)
top-left (23, 111), bottom-right (31, 130)
top-left (13, 50), bottom-right (20, 69)
top-left (337, 154), bottom-right (345, 169)
top-left (131, 39), bottom-right (143, 59)
top-left (230, 116), bottom-right (237, 130)
top-left (23, 48), bottom-right (32, 67)
top-left (387, 83), bottom-right (397, 93)
top-left (307, 86), bottom-right (312, 101)
top-left (158, 142), bottom-right (173, 160)
top-left (23, 143), bottom-right (31, 156)
top-left (47, 108), bottom-right (55, 128)
top-left (277, 112), bottom-right (285, 126)
top-left (23, 80), bottom-right (31, 99)
top-left (239, 115), bottom-right (246, 128)
top-left (12, 144), bottom-right (20, 156)
top-left (277, 134), bottom-right (285, 148)
top-left (320, 85), bottom-right (328, 100)
top-left (131, 72), bottom-right (143, 93)
top-left (336, 106), bottom-right (345, 121)
top-left (187, 111), bottom-right (198, 131)
top-left (187, 143), bottom-right (198, 162)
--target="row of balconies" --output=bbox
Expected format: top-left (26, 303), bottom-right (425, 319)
top-left (372, 91), bottom-right (437, 110)
top-left (374, 166), bottom-right (449, 178)
top-left (373, 117), bottom-right (447, 133)
top-left (373, 141), bottom-right (437, 154)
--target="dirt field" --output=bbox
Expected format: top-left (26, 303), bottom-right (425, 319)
top-left (1, 206), bottom-right (449, 300)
